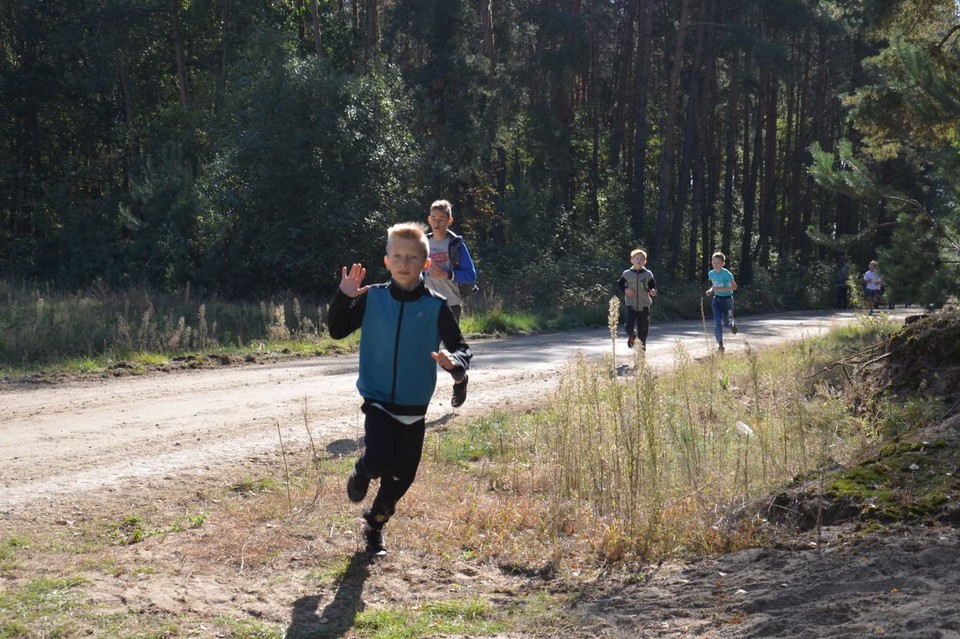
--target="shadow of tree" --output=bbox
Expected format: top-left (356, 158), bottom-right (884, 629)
top-left (285, 552), bottom-right (371, 638)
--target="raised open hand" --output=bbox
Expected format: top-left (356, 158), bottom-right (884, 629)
top-left (339, 263), bottom-right (370, 298)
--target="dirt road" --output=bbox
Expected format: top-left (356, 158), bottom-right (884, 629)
top-left (0, 309), bottom-right (885, 511)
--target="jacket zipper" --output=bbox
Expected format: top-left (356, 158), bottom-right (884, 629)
top-left (390, 300), bottom-right (405, 403)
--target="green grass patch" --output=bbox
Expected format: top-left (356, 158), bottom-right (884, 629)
top-left (0, 576), bottom-right (88, 637)
top-left (212, 616), bottom-right (282, 639)
top-left (229, 477), bottom-right (279, 494)
top-left (353, 598), bottom-right (503, 638)
top-left (461, 305), bottom-right (607, 336)
top-left (433, 412), bottom-right (529, 464)
top-left (105, 511), bottom-right (207, 545)
top-left (0, 536), bottom-right (29, 574)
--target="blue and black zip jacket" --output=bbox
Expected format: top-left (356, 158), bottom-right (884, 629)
top-left (328, 278), bottom-right (472, 417)
top-left (426, 229), bottom-right (477, 285)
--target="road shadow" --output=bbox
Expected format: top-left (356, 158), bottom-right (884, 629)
top-left (326, 438), bottom-right (361, 456)
top-left (426, 412), bottom-right (457, 431)
top-left (286, 551), bottom-right (371, 638)
top-left (326, 411), bottom-right (455, 455)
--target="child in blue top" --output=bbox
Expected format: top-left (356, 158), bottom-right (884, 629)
top-left (329, 222), bottom-right (472, 557)
top-left (705, 251), bottom-right (738, 352)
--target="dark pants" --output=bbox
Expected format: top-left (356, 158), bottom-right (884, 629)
top-left (449, 304), bottom-right (462, 324)
top-left (836, 285), bottom-right (848, 309)
top-left (624, 306), bottom-right (651, 345)
top-left (355, 403), bottom-right (426, 531)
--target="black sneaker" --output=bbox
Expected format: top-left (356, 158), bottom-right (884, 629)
top-left (717, 344), bottom-right (725, 352)
top-left (731, 320), bottom-right (738, 335)
top-left (363, 523), bottom-right (387, 557)
top-left (451, 374), bottom-right (468, 408)
top-left (627, 334), bottom-right (636, 349)
top-left (347, 469), bottom-right (369, 503)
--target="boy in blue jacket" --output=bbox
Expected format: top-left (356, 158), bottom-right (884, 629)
top-left (425, 199), bottom-right (477, 407)
top-left (329, 222), bottom-right (472, 557)
top-left (705, 251), bottom-right (738, 351)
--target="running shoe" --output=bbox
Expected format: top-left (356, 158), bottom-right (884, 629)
top-left (347, 469), bottom-right (369, 503)
top-left (363, 523), bottom-right (387, 557)
top-left (452, 374), bottom-right (468, 408)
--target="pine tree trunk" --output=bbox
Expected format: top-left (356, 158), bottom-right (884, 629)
top-left (630, 0), bottom-right (653, 244)
top-left (170, 0), bottom-right (190, 108)
top-left (654, 0), bottom-right (689, 269)
top-left (610, 0), bottom-right (638, 170)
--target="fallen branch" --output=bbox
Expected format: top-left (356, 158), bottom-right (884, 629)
top-left (805, 343), bottom-right (885, 379)
top-left (852, 351), bottom-right (892, 377)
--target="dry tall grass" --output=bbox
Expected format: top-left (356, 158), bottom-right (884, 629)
top-left (409, 335), bottom-right (876, 567)
top-left (0, 279), bottom-right (327, 370)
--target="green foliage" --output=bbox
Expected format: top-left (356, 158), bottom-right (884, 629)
top-left (817, 21), bottom-right (960, 302)
top-left (212, 616), bottom-right (281, 639)
top-left (848, 38), bottom-right (960, 160)
top-left (878, 209), bottom-right (956, 307)
top-left (808, 135), bottom-right (960, 307)
top-left (107, 511), bottom-right (211, 546)
top-left (0, 0), bottom-right (956, 316)
top-left (124, 143), bottom-right (202, 291)
top-left (460, 303), bottom-right (607, 336)
top-left (808, 140), bottom-right (887, 202)
top-left (200, 58), bottom-right (421, 297)
top-left (109, 515), bottom-right (147, 546)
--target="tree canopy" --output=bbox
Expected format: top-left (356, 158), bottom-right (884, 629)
top-left (1, 0), bottom-right (957, 305)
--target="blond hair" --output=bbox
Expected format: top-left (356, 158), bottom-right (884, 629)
top-left (430, 199), bottom-right (453, 218)
top-left (387, 222), bottom-right (430, 259)
top-left (712, 251), bottom-right (726, 263)
top-left (630, 248), bottom-right (647, 259)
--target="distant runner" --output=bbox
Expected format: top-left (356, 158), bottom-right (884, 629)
top-left (705, 251), bottom-right (738, 352)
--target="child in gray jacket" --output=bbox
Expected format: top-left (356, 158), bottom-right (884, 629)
top-left (616, 249), bottom-right (658, 349)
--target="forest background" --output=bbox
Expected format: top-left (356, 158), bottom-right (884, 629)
top-left (1, 0), bottom-right (959, 320)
